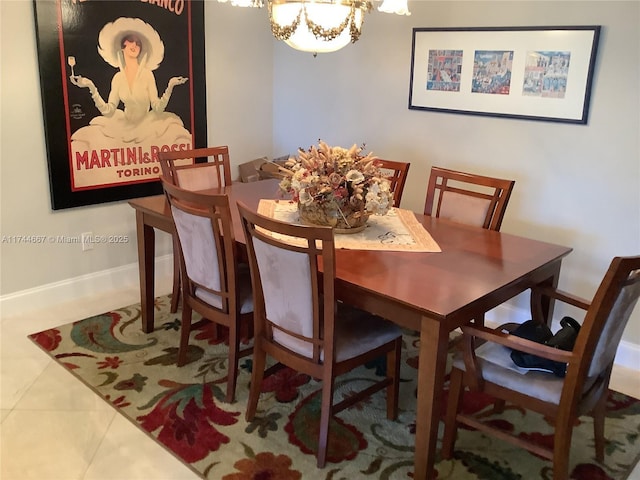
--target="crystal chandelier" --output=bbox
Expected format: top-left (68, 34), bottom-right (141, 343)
top-left (216, 1), bottom-right (410, 54)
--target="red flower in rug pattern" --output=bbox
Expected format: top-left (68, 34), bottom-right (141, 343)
top-left (607, 390), bottom-right (640, 414)
top-left (260, 367), bottom-right (310, 403)
top-left (194, 321), bottom-right (253, 346)
top-left (30, 328), bottom-right (62, 352)
top-left (406, 354), bottom-right (419, 370)
top-left (105, 394), bottom-right (131, 409)
top-left (571, 463), bottom-right (614, 480)
top-left (194, 322), bottom-right (230, 345)
top-left (223, 452), bottom-right (301, 480)
top-left (137, 380), bottom-right (240, 463)
top-left (459, 390), bottom-right (499, 416)
top-left (441, 379), bottom-right (497, 418)
top-left (97, 356), bottom-right (122, 369)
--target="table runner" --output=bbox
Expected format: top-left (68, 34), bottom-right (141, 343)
top-left (257, 200), bottom-right (441, 252)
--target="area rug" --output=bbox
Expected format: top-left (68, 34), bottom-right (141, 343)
top-left (29, 295), bottom-right (640, 480)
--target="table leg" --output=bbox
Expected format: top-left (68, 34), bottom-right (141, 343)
top-left (135, 211), bottom-right (156, 333)
top-left (530, 260), bottom-right (562, 327)
top-left (413, 315), bottom-right (450, 479)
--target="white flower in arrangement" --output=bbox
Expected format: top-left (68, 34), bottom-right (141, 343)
top-left (345, 170), bottom-right (365, 184)
top-left (365, 182), bottom-right (391, 214)
top-left (298, 188), bottom-right (314, 206)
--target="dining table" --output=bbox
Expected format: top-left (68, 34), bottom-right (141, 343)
top-left (128, 178), bottom-right (572, 480)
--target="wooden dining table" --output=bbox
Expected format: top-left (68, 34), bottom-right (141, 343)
top-left (129, 178), bottom-right (572, 480)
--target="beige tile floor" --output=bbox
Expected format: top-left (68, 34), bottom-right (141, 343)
top-left (1, 288), bottom-right (640, 480)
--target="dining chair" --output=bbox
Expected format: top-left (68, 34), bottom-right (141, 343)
top-left (158, 146), bottom-right (233, 313)
top-left (441, 255), bottom-right (640, 480)
top-left (425, 166), bottom-right (515, 334)
top-left (158, 145), bottom-right (232, 190)
top-left (424, 166), bottom-right (515, 231)
top-left (237, 201), bottom-right (402, 468)
top-left (375, 158), bottom-right (410, 208)
top-left (161, 177), bottom-right (253, 403)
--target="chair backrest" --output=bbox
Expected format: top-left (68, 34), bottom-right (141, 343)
top-left (161, 177), bottom-right (239, 314)
top-left (158, 146), bottom-right (232, 191)
top-left (424, 166), bottom-right (515, 231)
top-left (572, 256), bottom-right (640, 387)
top-left (237, 201), bottom-right (336, 364)
top-left (375, 159), bottom-right (410, 208)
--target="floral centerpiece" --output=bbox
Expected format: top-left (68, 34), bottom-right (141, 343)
top-left (278, 140), bottom-right (393, 232)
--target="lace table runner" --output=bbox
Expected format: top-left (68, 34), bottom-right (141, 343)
top-left (257, 200), bottom-right (441, 252)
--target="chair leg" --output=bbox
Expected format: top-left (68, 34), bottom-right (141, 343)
top-left (470, 313), bottom-right (510, 416)
top-left (177, 303), bottom-right (192, 367)
top-left (170, 236), bottom-right (180, 313)
top-left (492, 399), bottom-right (506, 414)
top-left (441, 367), bottom-right (464, 459)
top-left (593, 388), bottom-right (608, 462)
top-left (212, 324), bottom-right (224, 340)
top-left (386, 338), bottom-right (401, 420)
top-left (553, 419), bottom-right (574, 480)
top-left (225, 321), bottom-right (240, 404)
top-left (245, 343), bottom-right (266, 421)
top-left (317, 374), bottom-right (335, 468)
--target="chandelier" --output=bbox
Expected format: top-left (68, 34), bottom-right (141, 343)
top-left (216, 1), bottom-right (410, 54)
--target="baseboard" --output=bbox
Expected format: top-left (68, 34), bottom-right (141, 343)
top-left (0, 254), bottom-right (174, 319)
top-left (2, 259), bottom-right (638, 372)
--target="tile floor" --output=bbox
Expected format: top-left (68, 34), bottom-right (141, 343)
top-left (2, 287), bottom-right (640, 480)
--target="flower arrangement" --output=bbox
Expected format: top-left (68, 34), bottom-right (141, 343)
top-left (278, 140), bottom-right (393, 230)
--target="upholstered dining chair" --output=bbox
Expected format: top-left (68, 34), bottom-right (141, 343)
top-left (424, 166), bottom-right (515, 232)
top-left (237, 201), bottom-right (402, 468)
top-left (161, 177), bottom-right (253, 403)
top-left (375, 159), bottom-right (410, 208)
top-left (158, 145), bottom-right (232, 190)
top-left (158, 146), bottom-right (233, 313)
top-left (442, 255), bottom-right (640, 480)
top-left (425, 166), bottom-right (515, 334)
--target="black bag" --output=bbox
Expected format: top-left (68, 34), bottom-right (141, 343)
top-left (510, 316), bottom-right (581, 377)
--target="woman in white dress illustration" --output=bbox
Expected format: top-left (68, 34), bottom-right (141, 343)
top-left (69, 17), bottom-right (190, 152)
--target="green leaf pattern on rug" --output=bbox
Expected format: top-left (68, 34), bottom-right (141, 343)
top-left (453, 451), bottom-right (521, 480)
top-left (245, 411), bottom-right (282, 438)
top-left (285, 381), bottom-right (367, 464)
top-left (96, 371), bottom-right (118, 387)
top-left (144, 346), bottom-right (204, 366)
top-left (70, 312), bottom-right (157, 353)
top-left (378, 459), bottom-right (417, 480)
top-left (114, 373), bottom-right (147, 392)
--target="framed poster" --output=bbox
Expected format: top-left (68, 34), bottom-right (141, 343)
top-left (409, 26), bottom-right (601, 124)
top-left (33, 0), bottom-right (207, 210)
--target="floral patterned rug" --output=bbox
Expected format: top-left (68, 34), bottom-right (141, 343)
top-left (29, 295), bottom-right (640, 480)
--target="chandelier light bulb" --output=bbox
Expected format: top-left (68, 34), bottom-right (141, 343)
top-left (378, 0), bottom-right (411, 16)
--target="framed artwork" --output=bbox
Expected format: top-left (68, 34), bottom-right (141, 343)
top-left (409, 26), bottom-right (601, 124)
top-left (33, 0), bottom-right (207, 210)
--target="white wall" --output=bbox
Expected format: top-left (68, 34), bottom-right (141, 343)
top-left (272, 1), bottom-right (640, 350)
top-left (1, 1), bottom-right (638, 360)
